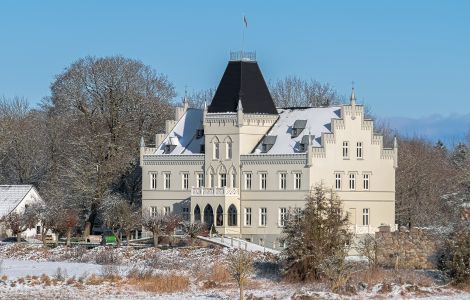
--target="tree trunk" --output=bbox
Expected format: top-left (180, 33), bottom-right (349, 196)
top-left (126, 230), bottom-right (131, 246)
top-left (41, 227), bottom-right (47, 245)
top-left (153, 231), bottom-right (159, 247)
top-left (66, 228), bottom-right (72, 247)
top-left (239, 283), bottom-right (244, 300)
top-left (16, 232), bottom-right (21, 243)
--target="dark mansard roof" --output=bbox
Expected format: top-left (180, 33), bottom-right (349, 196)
top-left (208, 60), bottom-right (278, 115)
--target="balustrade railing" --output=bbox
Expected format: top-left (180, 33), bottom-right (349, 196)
top-left (191, 187), bottom-right (239, 196)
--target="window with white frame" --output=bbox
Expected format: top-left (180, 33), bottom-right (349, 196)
top-left (260, 208), bottom-right (267, 226)
top-left (213, 141), bottom-right (220, 159)
top-left (196, 172), bottom-right (204, 188)
top-left (356, 142), bottom-right (363, 158)
top-left (245, 173), bottom-right (252, 190)
top-left (231, 172), bottom-right (236, 188)
top-left (335, 173), bottom-right (342, 190)
top-left (220, 173), bottom-right (227, 187)
top-left (260, 173), bottom-right (267, 190)
top-left (182, 207), bottom-right (190, 221)
top-left (362, 208), bottom-right (370, 225)
top-left (279, 207), bottom-right (287, 227)
top-left (164, 206), bottom-right (170, 215)
top-left (244, 207), bottom-right (252, 226)
top-left (294, 172), bottom-right (301, 190)
top-left (151, 206), bottom-right (158, 217)
top-left (182, 173), bottom-right (189, 190)
top-left (363, 174), bottom-right (370, 190)
top-left (279, 172), bottom-right (287, 190)
top-left (150, 173), bottom-right (157, 190)
top-left (343, 141), bottom-right (349, 158)
top-left (349, 173), bottom-right (356, 190)
top-left (226, 141), bottom-right (232, 159)
top-left (163, 172), bottom-right (171, 190)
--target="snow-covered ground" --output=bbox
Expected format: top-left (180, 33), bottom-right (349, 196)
top-left (1, 242), bottom-right (469, 299)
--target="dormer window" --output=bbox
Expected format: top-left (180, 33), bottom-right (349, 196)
top-left (299, 135), bottom-right (314, 152)
top-left (291, 120), bottom-right (307, 138)
top-left (200, 144), bottom-right (205, 153)
top-left (164, 144), bottom-right (176, 154)
top-left (260, 136), bottom-right (277, 153)
top-left (196, 129), bottom-right (204, 139)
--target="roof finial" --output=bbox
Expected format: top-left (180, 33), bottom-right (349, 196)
top-left (237, 99), bottom-right (243, 112)
top-left (350, 81), bottom-right (356, 106)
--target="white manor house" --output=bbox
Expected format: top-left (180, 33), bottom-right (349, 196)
top-left (140, 53), bottom-right (397, 248)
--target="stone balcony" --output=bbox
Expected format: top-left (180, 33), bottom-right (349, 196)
top-left (191, 187), bottom-right (239, 197)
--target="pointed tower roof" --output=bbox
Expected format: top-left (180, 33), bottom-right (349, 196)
top-left (208, 60), bottom-right (277, 114)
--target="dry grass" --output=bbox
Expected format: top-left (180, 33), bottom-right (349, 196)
top-left (86, 274), bottom-right (105, 285)
top-left (1, 275), bottom-right (8, 281)
top-left (127, 272), bottom-right (189, 293)
top-left (349, 268), bottom-right (435, 288)
top-left (40, 274), bottom-right (51, 286)
top-left (208, 264), bottom-right (231, 283)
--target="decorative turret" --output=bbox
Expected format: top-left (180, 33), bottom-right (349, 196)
top-left (350, 85), bottom-right (357, 106)
top-left (237, 99), bottom-right (243, 127)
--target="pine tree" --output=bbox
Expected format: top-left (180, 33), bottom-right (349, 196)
top-left (281, 184), bottom-right (352, 281)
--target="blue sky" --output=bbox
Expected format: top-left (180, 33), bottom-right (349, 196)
top-left (0, 1), bottom-right (469, 143)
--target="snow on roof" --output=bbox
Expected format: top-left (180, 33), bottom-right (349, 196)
top-left (156, 106), bottom-right (341, 155)
top-left (254, 106), bottom-right (341, 154)
top-left (0, 185), bottom-right (33, 218)
top-left (155, 108), bottom-right (204, 155)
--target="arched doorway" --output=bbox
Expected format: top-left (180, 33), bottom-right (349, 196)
top-left (216, 205), bottom-right (223, 226)
top-left (228, 204), bottom-right (237, 226)
top-left (204, 204), bottom-right (214, 227)
top-left (194, 205), bottom-right (201, 223)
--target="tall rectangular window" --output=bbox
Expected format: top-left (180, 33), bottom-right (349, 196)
top-left (164, 206), bottom-right (170, 215)
top-left (279, 208), bottom-right (287, 227)
top-left (349, 173), bottom-right (356, 190)
top-left (182, 207), bottom-right (190, 221)
top-left (213, 142), bottom-right (220, 159)
top-left (280, 173), bottom-right (287, 190)
top-left (260, 173), bottom-right (267, 190)
top-left (182, 173), bottom-right (189, 190)
top-left (163, 172), bottom-right (171, 190)
top-left (220, 173), bottom-right (227, 187)
top-left (196, 172), bottom-right (204, 188)
top-left (357, 142), bottom-right (363, 158)
top-left (244, 207), bottom-right (252, 226)
top-left (363, 174), bottom-right (370, 190)
top-left (335, 173), bottom-right (342, 190)
top-left (231, 173), bottom-right (236, 188)
top-left (343, 141), bottom-right (349, 158)
top-left (260, 208), bottom-right (267, 226)
top-left (245, 173), bottom-right (252, 190)
top-left (150, 173), bottom-right (157, 190)
top-left (210, 173), bottom-right (215, 188)
top-left (294, 173), bottom-right (301, 190)
top-left (362, 208), bottom-right (370, 225)
top-left (226, 142), bottom-right (232, 159)
top-left (151, 206), bottom-right (158, 217)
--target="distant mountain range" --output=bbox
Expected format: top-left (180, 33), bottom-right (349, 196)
top-left (383, 113), bottom-right (470, 147)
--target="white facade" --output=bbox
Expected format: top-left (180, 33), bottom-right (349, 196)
top-left (0, 185), bottom-right (44, 239)
top-left (140, 59), bottom-right (397, 249)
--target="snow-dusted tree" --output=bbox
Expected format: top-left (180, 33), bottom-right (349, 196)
top-left (439, 220), bottom-right (470, 283)
top-left (182, 221), bottom-right (205, 245)
top-left (185, 88), bottom-right (215, 109)
top-left (281, 184), bottom-right (352, 282)
top-left (227, 250), bottom-right (254, 300)
top-left (1, 207), bottom-right (39, 242)
top-left (396, 138), bottom-right (460, 227)
top-left (101, 193), bottom-right (136, 246)
top-left (142, 210), bottom-right (181, 247)
top-left (269, 76), bottom-right (342, 108)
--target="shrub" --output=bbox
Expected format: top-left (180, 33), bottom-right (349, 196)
top-left (101, 265), bottom-right (121, 280)
top-left (438, 222), bottom-right (470, 284)
top-left (127, 272), bottom-right (189, 293)
top-left (95, 249), bottom-right (121, 265)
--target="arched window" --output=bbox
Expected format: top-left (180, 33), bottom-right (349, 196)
top-left (216, 205), bottom-right (223, 226)
top-left (212, 137), bottom-right (220, 160)
top-left (194, 205), bottom-right (201, 223)
top-left (228, 204), bottom-right (237, 226)
top-left (204, 204), bottom-right (214, 227)
top-left (227, 141), bottom-right (232, 159)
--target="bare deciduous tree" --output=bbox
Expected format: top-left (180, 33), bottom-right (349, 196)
top-left (227, 250), bottom-right (254, 300)
top-left (269, 76), bottom-right (343, 108)
top-left (142, 210), bottom-right (181, 247)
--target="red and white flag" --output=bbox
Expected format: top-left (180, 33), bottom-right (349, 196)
top-left (243, 16), bottom-right (248, 28)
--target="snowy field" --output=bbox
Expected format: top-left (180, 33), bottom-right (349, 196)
top-left (1, 242), bottom-right (470, 299)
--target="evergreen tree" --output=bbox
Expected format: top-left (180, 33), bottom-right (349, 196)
top-left (281, 184), bottom-right (352, 281)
